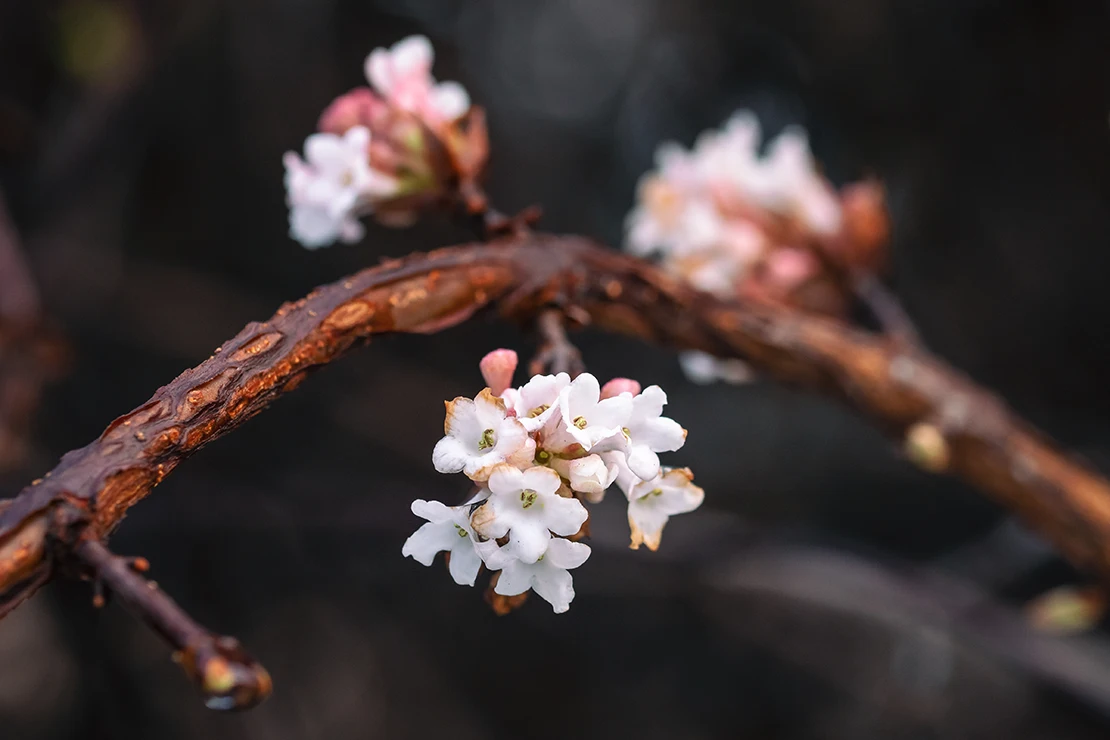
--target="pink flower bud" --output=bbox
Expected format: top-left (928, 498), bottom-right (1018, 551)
top-left (318, 88), bottom-right (389, 136)
top-left (480, 349), bottom-right (518, 396)
top-left (600, 377), bottom-right (641, 399)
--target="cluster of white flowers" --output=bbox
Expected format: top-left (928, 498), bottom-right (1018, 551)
top-left (402, 349), bottom-right (704, 613)
top-left (626, 113), bottom-right (842, 384)
top-left (283, 36), bottom-right (471, 248)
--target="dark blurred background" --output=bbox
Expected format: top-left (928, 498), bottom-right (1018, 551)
top-left (1, 0), bottom-right (1109, 738)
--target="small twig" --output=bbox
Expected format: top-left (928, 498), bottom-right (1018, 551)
top-left (529, 309), bottom-right (585, 377)
top-left (73, 538), bottom-right (271, 710)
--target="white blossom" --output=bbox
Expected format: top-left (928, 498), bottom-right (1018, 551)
top-left (484, 536), bottom-right (591, 614)
top-left (432, 389), bottom-right (534, 481)
top-left (401, 499), bottom-right (485, 586)
top-left (470, 465), bottom-right (587, 564)
top-left (364, 35), bottom-right (471, 127)
top-left (618, 386), bottom-right (687, 481)
top-left (547, 373), bottom-right (633, 453)
top-left (549, 453), bottom-right (619, 500)
top-left (283, 126), bottom-right (399, 248)
top-left (501, 372), bottom-right (570, 433)
top-left (620, 467), bottom-right (705, 551)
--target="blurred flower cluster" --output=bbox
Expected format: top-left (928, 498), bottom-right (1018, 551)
top-left (283, 36), bottom-right (488, 247)
top-left (626, 113), bottom-right (888, 383)
top-left (402, 349), bottom-right (703, 613)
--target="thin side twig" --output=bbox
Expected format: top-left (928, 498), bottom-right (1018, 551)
top-left (73, 538), bottom-right (271, 709)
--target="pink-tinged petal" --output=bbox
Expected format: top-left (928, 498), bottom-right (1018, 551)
top-left (543, 538), bottom-right (591, 570)
top-left (491, 560), bottom-right (532, 596)
top-left (317, 87), bottom-right (383, 135)
top-left (446, 542), bottom-right (482, 586)
top-left (543, 495), bottom-right (589, 537)
top-left (431, 436), bottom-right (471, 474)
top-left (520, 466), bottom-right (562, 497)
top-left (508, 524), bottom-right (550, 564)
top-left (410, 499), bottom-right (455, 524)
top-left (480, 349), bottom-right (518, 396)
top-left (401, 521), bottom-right (460, 566)
top-left (600, 378), bottom-right (641, 400)
top-left (529, 566), bottom-right (575, 613)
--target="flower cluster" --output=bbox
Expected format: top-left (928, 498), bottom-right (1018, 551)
top-left (625, 113), bottom-right (863, 384)
top-left (284, 35), bottom-right (486, 248)
top-left (402, 349), bottom-right (704, 613)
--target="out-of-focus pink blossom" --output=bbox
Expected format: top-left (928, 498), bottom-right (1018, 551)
top-left (364, 35), bottom-right (470, 129)
top-left (282, 126), bottom-right (400, 248)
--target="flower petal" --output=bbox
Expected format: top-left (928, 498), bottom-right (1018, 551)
top-left (542, 494), bottom-right (589, 537)
top-left (410, 499), bottom-right (454, 524)
top-left (492, 560), bottom-right (532, 597)
top-left (626, 445), bottom-right (661, 481)
top-left (401, 521), bottom-right (459, 566)
top-left (432, 436), bottom-right (470, 474)
top-left (529, 564), bottom-right (575, 613)
top-left (486, 464), bottom-right (524, 498)
top-left (520, 466), bottom-right (562, 497)
top-left (508, 523), bottom-right (551, 564)
top-left (543, 538), bottom-right (591, 570)
top-left (446, 541), bottom-right (483, 586)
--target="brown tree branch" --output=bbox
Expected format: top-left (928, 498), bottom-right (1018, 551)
top-left (73, 539), bottom-right (271, 710)
top-left (0, 232), bottom-right (1109, 704)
